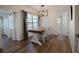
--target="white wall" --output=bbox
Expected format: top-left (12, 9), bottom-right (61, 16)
top-left (40, 6), bottom-right (70, 35)
top-left (40, 8), bottom-right (59, 35)
top-left (69, 19), bottom-right (75, 52)
top-left (69, 5), bottom-right (79, 52)
top-left (0, 5), bottom-right (37, 41)
top-left (68, 6), bottom-right (75, 52)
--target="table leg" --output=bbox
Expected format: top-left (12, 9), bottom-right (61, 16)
top-left (31, 33), bottom-right (42, 45)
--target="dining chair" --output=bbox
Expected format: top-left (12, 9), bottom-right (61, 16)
top-left (38, 28), bottom-right (50, 44)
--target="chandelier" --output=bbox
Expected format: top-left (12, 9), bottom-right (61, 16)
top-left (38, 5), bottom-right (48, 17)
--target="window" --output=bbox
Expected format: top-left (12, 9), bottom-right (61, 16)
top-left (26, 13), bottom-right (39, 30)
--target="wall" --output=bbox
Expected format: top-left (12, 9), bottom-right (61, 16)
top-left (0, 5), bottom-right (37, 41)
top-left (40, 8), bottom-right (59, 35)
top-left (69, 19), bottom-right (75, 52)
top-left (68, 6), bottom-right (75, 52)
top-left (70, 5), bottom-right (79, 52)
top-left (40, 6), bottom-right (70, 35)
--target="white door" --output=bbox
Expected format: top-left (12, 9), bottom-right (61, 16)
top-left (62, 13), bottom-right (69, 36)
top-left (58, 12), bottom-right (69, 36)
top-left (57, 15), bottom-right (63, 35)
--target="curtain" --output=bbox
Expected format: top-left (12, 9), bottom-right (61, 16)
top-left (2, 13), bottom-right (14, 39)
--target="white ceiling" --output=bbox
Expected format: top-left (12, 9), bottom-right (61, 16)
top-left (27, 5), bottom-right (53, 11)
top-left (27, 5), bottom-right (70, 12)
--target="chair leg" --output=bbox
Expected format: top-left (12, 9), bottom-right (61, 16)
top-left (45, 36), bottom-right (48, 43)
top-left (41, 35), bottom-right (46, 44)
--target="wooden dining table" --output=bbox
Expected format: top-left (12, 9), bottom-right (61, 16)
top-left (28, 27), bottom-right (45, 34)
top-left (28, 27), bottom-right (45, 45)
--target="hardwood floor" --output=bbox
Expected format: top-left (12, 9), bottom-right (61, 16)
top-left (37, 36), bottom-right (72, 53)
top-left (3, 35), bottom-right (72, 53)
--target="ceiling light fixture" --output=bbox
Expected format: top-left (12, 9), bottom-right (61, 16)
top-left (38, 5), bottom-right (48, 17)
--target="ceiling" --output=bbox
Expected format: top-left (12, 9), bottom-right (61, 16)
top-left (27, 5), bottom-right (70, 12)
top-left (27, 5), bottom-right (53, 11)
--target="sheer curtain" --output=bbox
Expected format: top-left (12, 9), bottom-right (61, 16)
top-left (2, 13), bottom-right (14, 39)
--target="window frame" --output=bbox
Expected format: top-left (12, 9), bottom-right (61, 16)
top-left (26, 13), bottom-right (39, 30)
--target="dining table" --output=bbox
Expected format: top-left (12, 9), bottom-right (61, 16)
top-left (28, 27), bottom-right (45, 45)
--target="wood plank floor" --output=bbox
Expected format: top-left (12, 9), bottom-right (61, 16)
top-left (3, 35), bottom-right (72, 53)
top-left (37, 36), bottom-right (72, 53)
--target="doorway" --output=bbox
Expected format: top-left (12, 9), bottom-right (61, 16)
top-left (57, 12), bottom-right (70, 39)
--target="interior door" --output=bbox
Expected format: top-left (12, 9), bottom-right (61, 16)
top-left (58, 12), bottom-right (69, 36)
top-left (62, 13), bottom-right (69, 36)
top-left (57, 13), bottom-right (69, 39)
